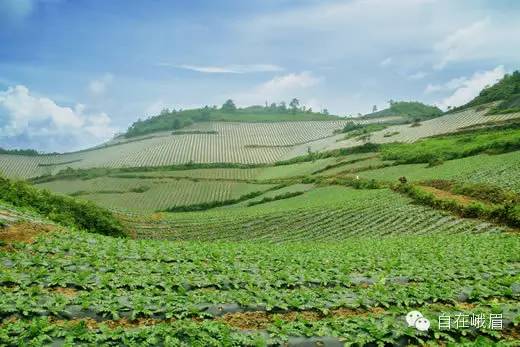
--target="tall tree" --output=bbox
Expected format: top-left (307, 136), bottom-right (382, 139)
top-left (289, 98), bottom-right (300, 113)
top-left (221, 99), bottom-right (237, 112)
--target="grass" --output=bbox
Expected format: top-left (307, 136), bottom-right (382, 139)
top-left (380, 125), bottom-right (520, 164)
top-left (0, 176), bottom-right (125, 237)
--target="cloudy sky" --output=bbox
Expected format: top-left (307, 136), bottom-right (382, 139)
top-left (1, 0), bottom-right (519, 152)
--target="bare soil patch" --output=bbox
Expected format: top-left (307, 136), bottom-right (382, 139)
top-left (419, 186), bottom-right (476, 206)
top-left (0, 221), bottom-right (58, 247)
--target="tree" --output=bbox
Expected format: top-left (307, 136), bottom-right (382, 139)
top-left (160, 108), bottom-right (170, 116)
top-left (372, 105), bottom-right (378, 113)
top-left (322, 108), bottom-right (329, 115)
top-left (278, 101), bottom-right (287, 112)
top-left (172, 118), bottom-right (181, 129)
top-left (289, 98), bottom-right (300, 113)
top-left (221, 99), bottom-right (237, 112)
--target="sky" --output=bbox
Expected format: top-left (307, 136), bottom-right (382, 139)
top-left (0, 0), bottom-right (519, 152)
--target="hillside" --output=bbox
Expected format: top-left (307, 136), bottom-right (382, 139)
top-left (124, 101), bottom-right (342, 138)
top-left (2, 121), bottom-right (520, 345)
top-left (2, 79), bottom-right (520, 346)
top-left (450, 70), bottom-right (520, 113)
top-left (2, 103), bottom-right (519, 180)
top-left (361, 101), bottom-right (443, 121)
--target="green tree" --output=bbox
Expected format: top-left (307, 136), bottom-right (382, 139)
top-left (289, 98), bottom-right (300, 113)
top-left (221, 99), bottom-right (237, 112)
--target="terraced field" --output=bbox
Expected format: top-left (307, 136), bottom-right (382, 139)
top-left (1, 228), bottom-right (518, 346)
top-left (124, 187), bottom-right (505, 241)
top-left (330, 106), bottom-right (520, 151)
top-left (36, 178), bottom-right (276, 213)
top-left (2, 106), bottom-right (519, 180)
top-left (358, 151), bottom-right (520, 192)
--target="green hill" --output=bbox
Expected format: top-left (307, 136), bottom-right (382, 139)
top-left (361, 101), bottom-right (442, 121)
top-left (451, 70), bottom-right (520, 114)
top-left (124, 100), bottom-right (341, 138)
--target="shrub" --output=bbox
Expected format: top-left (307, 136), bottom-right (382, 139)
top-left (129, 185), bottom-right (151, 193)
top-left (0, 176), bottom-right (126, 237)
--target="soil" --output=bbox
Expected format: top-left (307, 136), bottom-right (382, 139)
top-left (419, 186), bottom-right (477, 206)
top-left (52, 287), bottom-right (79, 298)
top-left (219, 307), bottom-right (386, 330)
top-left (0, 221), bottom-right (58, 247)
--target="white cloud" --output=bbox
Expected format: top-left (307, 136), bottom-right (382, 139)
top-left (433, 19), bottom-right (489, 70)
top-left (163, 63), bottom-right (284, 74)
top-left (425, 76), bottom-right (467, 94)
top-left (257, 72), bottom-right (320, 95)
top-left (88, 73), bottom-right (113, 95)
top-left (408, 71), bottom-right (427, 80)
top-left (379, 57), bottom-right (392, 67)
top-left (234, 71), bottom-right (321, 106)
top-left (436, 66), bottom-right (505, 110)
top-left (434, 18), bottom-right (520, 70)
top-left (0, 85), bottom-right (117, 152)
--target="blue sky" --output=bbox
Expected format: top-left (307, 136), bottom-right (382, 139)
top-left (1, 0), bottom-right (519, 152)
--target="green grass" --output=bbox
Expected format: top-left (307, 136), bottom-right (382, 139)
top-left (362, 101), bottom-right (442, 121)
top-left (0, 177), bottom-right (125, 237)
top-left (380, 126), bottom-right (520, 164)
top-left (1, 229), bottom-right (518, 345)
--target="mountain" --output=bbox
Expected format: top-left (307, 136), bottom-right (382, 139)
top-left (124, 101), bottom-right (341, 138)
top-left (361, 101), bottom-right (443, 121)
top-left (450, 70), bottom-right (520, 113)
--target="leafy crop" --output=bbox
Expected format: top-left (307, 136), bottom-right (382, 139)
top-left (1, 231), bottom-right (518, 345)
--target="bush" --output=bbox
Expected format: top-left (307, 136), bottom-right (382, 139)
top-left (0, 176), bottom-right (126, 237)
top-left (247, 191), bottom-right (304, 207)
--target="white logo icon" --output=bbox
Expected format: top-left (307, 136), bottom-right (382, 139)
top-left (406, 311), bottom-right (430, 331)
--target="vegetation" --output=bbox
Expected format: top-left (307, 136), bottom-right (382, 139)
top-left (1, 229), bottom-right (518, 345)
top-left (127, 187), bottom-right (504, 241)
top-left (124, 99), bottom-right (341, 138)
top-left (3, 92), bottom-right (520, 345)
top-left (361, 101), bottom-right (442, 121)
top-left (162, 185), bottom-right (284, 212)
top-left (449, 70), bottom-right (520, 113)
top-left (380, 125), bottom-right (520, 164)
top-left (246, 191), bottom-right (304, 206)
top-left (394, 182), bottom-right (520, 228)
top-left (0, 147), bottom-right (40, 156)
top-left (0, 176), bottom-right (125, 237)
top-left (335, 122), bottom-right (388, 140)
top-left (36, 178), bottom-right (276, 213)
top-left (360, 151), bottom-right (520, 193)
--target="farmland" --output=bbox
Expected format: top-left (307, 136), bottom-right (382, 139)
top-left (1, 105), bottom-right (519, 180)
top-left (1, 227), bottom-right (519, 345)
top-left (124, 187), bottom-right (506, 241)
top-left (36, 178), bottom-right (275, 213)
top-left (2, 93), bottom-right (520, 345)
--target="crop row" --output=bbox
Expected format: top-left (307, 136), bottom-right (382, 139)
top-left (36, 178), bottom-right (275, 213)
top-left (128, 187), bottom-right (506, 241)
top-left (1, 231), bottom-right (519, 345)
